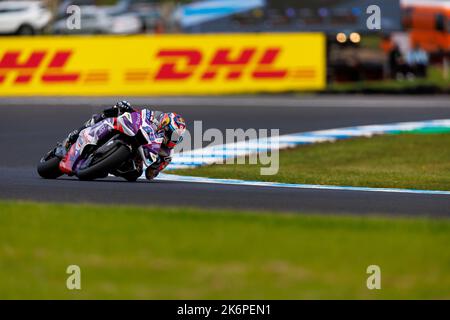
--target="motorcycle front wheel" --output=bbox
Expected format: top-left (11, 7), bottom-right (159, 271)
top-left (76, 144), bottom-right (131, 181)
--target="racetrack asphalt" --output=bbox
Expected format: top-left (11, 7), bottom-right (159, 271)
top-left (0, 96), bottom-right (449, 217)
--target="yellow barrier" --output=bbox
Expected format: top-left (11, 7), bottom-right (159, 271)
top-left (0, 34), bottom-right (325, 96)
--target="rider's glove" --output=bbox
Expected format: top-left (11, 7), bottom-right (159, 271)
top-left (103, 101), bottom-right (133, 118)
top-left (114, 100), bottom-right (133, 113)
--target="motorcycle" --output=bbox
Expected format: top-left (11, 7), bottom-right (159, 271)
top-left (37, 111), bottom-right (160, 181)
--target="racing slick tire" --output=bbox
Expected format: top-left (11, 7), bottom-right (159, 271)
top-left (76, 144), bottom-right (131, 181)
top-left (37, 156), bottom-right (63, 179)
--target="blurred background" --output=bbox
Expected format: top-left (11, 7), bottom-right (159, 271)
top-left (0, 0), bottom-right (448, 93)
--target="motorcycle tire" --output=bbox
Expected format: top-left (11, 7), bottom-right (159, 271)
top-left (76, 144), bottom-right (131, 181)
top-left (37, 156), bottom-right (63, 179)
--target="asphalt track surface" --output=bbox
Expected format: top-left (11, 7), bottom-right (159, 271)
top-left (1, 96), bottom-right (449, 217)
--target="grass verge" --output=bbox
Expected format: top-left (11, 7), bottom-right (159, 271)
top-left (327, 66), bottom-right (450, 93)
top-left (1, 201), bottom-right (449, 299)
top-left (173, 133), bottom-right (450, 191)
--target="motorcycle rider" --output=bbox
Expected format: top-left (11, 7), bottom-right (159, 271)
top-left (62, 101), bottom-right (186, 180)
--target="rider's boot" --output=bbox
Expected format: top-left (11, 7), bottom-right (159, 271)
top-left (62, 129), bottom-right (80, 151)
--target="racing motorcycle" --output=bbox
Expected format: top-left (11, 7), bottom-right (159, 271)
top-left (37, 111), bottom-right (159, 181)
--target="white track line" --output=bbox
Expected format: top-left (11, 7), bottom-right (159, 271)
top-left (152, 119), bottom-right (450, 195)
top-left (154, 173), bottom-right (450, 195)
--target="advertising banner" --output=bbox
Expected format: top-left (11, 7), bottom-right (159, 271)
top-left (0, 33), bottom-right (325, 96)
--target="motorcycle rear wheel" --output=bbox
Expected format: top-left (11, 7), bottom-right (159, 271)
top-left (37, 156), bottom-right (63, 179)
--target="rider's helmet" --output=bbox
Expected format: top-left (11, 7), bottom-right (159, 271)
top-left (158, 112), bottom-right (186, 148)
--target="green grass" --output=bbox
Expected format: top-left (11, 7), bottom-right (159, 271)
top-left (173, 133), bottom-right (450, 191)
top-left (1, 201), bottom-right (450, 299)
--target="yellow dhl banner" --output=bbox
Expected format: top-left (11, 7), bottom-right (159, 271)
top-left (0, 33), bottom-right (325, 96)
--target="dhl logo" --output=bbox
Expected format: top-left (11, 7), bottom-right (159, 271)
top-left (153, 48), bottom-right (289, 80)
top-left (131, 47), bottom-right (315, 81)
top-left (0, 50), bottom-right (109, 84)
top-left (0, 48), bottom-right (315, 85)
top-left (0, 50), bottom-right (80, 84)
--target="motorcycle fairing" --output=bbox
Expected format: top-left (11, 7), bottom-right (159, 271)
top-left (118, 110), bottom-right (165, 167)
top-left (59, 118), bottom-right (115, 174)
top-left (115, 111), bottom-right (142, 136)
top-left (58, 110), bottom-right (166, 174)
top-left (139, 134), bottom-right (164, 167)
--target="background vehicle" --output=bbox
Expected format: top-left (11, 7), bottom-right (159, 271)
top-left (56, 0), bottom-right (152, 34)
top-left (403, 0), bottom-right (450, 55)
top-left (0, 1), bottom-right (52, 35)
top-left (53, 5), bottom-right (142, 34)
top-left (104, 0), bottom-right (163, 32)
top-left (110, 12), bottom-right (143, 34)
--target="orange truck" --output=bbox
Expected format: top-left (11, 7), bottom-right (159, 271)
top-left (403, 1), bottom-right (450, 54)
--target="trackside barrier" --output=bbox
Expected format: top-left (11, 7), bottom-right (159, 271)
top-left (0, 33), bottom-right (326, 96)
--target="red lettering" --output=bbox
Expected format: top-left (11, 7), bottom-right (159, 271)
top-left (155, 50), bottom-right (202, 80)
top-left (15, 75), bottom-right (32, 83)
top-left (0, 51), bottom-right (46, 83)
top-left (0, 51), bottom-right (45, 69)
top-left (0, 50), bottom-right (80, 84)
top-left (42, 51), bottom-right (80, 83)
top-left (202, 48), bottom-right (255, 80)
top-left (41, 74), bottom-right (80, 82)
top-left (252, 48), bottom-right (287, 79)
